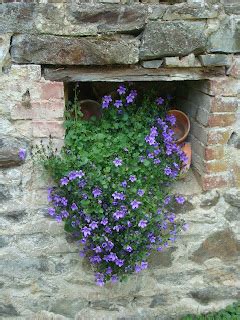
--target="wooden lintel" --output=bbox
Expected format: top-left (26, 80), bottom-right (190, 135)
top-left (43, 66), bottom-right (225, 82)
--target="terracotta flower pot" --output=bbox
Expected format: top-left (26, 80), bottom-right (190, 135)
top-left (168, 109), bottom-right (190, 144)
top-left (79, 99), bottom-right (101, 120)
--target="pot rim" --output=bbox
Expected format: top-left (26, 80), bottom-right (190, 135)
top-left (168, 109), bottom-right (190, 144)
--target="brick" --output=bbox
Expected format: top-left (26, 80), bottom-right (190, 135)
top-left (40, 82), bottom-right (64, 100)
top-left (210, 96), bottom-right (238, 113)
top-left (202, 173), bottom-right (233, 190)
top-left (205, 146), bottom-right (224, 161)
top-left (10, 64), bottom-right (42, 81)
top-left (32, 120), bottom-right (65, 138)
top-left (11, 100), bottom-right (64, 120)
top-left (204, 160), bottom-right (228, 174)
top-left (208, 113), bottom-right (236, 127)
top-left (207, 129), bottom-right (231, 145)
top-left (209, 78), bottom-right (240, 97)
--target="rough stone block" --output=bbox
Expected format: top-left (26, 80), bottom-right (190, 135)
top-left (208, 113), bottom-right (236, 128)
top-left (198, 54), bottom-right (231, 67)
top-left (209, 78), bottom-right (240, 97)
top-left (0, 136), bottom-right (28, 168)
top-left (196, 108), bottom-right (209, 126)
top-left (224, 188), bottom-right (240, 208)
top-left (164, 54), bottom-right (201, 68)
top-left (140, 21), bottom-right (207, 60)
top-left (200, 190), bottom-right (220, 208)
top-left (0, 33), bottom-right (11, 70)
top-left (208, 16), bottom-right (240, 53)
top-left (10, 64), bottom-right (42, 82)
top-left (11, 34), bottom-right (140, 65)
top-left (141, 60), bottom-right (163, 69)
top-left (0, 3), bottom-right (147, 36)
top-left (163, 3), bottom-right (221, 20)
top-left (191, 229), bottom-right (239, 263)
top-left (32, 120), bottom-right (65, 138)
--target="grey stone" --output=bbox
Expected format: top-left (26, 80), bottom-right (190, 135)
top-left (141, 60), bottom-right (163, 69)
top-left (164, 54), bottom-right (201, 67)
top-left (0, 184), bottom-right (11, 202)
top-left (225, 206), bottom-right (239, 221)
top-left (224, 188), bottom-right (240, 207)
top-left (11, 34), bottom-right (140, 65)
top-left (172, 198), bottom-right (195, 214)
top-left (140, 21), bottom-right (207, 60)
top-left (0, 303), bottom-right (19, 317)
top-left (224, 3), bottom-right (240, 15)
top-left (0, 3), bottom-right (147, 36)
top-left (50, 299), bottom-right (89, 318)
top-left (208, 16), bottom-right (240, 53)
top-left (190, 286), bottom-right (240, 305)
top-left (163, 3), bottom-right (222, 20)
top-left (147, 5), bottom-right (167, 20)
top-left (149, 295), bottom-right (167, 308)
top-left (200, 190), bottom-right (220, 208)
top-left (0, 33), bottom-right (12, 70)
top-left (191, 229), bottom-right (239, 264)
top-left (198, 54), bottom-right (231, 67)
top-left (0, 236), bottom-right (9, 248)
top-left (2, 209), bottom-right (27, 221)
top-left (148, 247), bottom-right (176, 268)
top-left (68, 3), bottom-right (147, 34)
top-left (228, 132), bottom-right (240, 149)
top-left (0, 136), bottom-right (27, 167)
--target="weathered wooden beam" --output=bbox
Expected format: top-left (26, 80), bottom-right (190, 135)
top-left (43, 66), bottom-right (225, 82)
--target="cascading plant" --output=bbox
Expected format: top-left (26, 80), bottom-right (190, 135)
top-left (36, 84), bottom-right (188, 286)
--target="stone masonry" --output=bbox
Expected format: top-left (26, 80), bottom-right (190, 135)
top-left (0, 0), bottom-right (240, 319)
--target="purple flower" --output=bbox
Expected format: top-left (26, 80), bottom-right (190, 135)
top-left (61, 210), bottom-right (69, 218)
top-left (130, 199), bottom-right (141, 210)
top-left (18, 148), bottom-right (26, 161)
top-left (137, 189), bottom-right (145, 197)
top-left (166, 114), bottom-right (176, 126)
top-left (115, 259), bottom-right (124, 267)
top-left (145, 135), bottom-right (156, 146)
top-left (125, 245), bottom-right (133, 253)
top-left (154, 159), bottom-right (161, 165)
top-left (164, 196), bottom-right (171, 205)
top-left (157, 246), bottom-right (163, 252)
top-left (89, 221), bottom-right (98, 230)
top-left (164, 166), bottom-right (172, 176)
top-left (117, 85), bottom-right (126, 95)
top-left (81, 226), bottom-right (91, 237)
top-left (138, 220), bottom-right (147, 228)
top-left (68, 171), bottom-right (78, 180)
top-left (175, 196), bottom-right (185, 204)
top-left (101, 218), bottom-right (108, 226)
top-left (113, 210), bottom-right (125, 220)
top-left (121, 180), bottom-right (127, 188)
top-left (106, 266), bottom-right (112, 275)
top-left (92, 187), bottom-right (102, 198)
top-left (129, 175), bottom-right (136, 182)
top-left (60, 177), bottom-right (69, 186)
top-left (48, 207), bottom-right (55, 216)
top-left (71, 203), bottom-right (78, 211)
top-left (113, 225), bottom-right (121, 232)
top-left (156, 97), bottom-right (164, 105)
top-left (150, 126), bottom-right (158, 136)
top-left (78, 179), bottom-right (86, 189)
top-left (114, 100), bottom-right (123, 108)
top-left (90, 255), bottom-right (102, 264)
top-left (102, 95), bottom-right (112, 109)
top-left (112, 192), bottom-right (125, 200)
top-left (104, 226), bottom-right (112, 234)
top-left (141, 261), bottom-right (148, 270)
top-left (135, 265), bottom-right (142, 273)
top-left (61, 197), bottom-right (68, 206)
top-left (182, 223), bottom-right (189, 231)
top-left (111, 275), bottom-right (118, 283)
top-left (93, 246), bottom-right (102, 253)
top-left (113, 157), bottom-right (122, 167)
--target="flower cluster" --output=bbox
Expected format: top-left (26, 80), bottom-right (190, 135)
top-left (44, 84), bottom-right (188, 286)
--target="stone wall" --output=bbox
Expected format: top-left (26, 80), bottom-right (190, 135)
top-left (0, 0), bottom-right (240, 319)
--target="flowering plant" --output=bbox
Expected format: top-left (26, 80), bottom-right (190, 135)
top-left (39, 84), bottom-right (188, 286)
